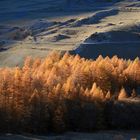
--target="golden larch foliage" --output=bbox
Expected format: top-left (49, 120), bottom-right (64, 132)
top-left (118, 88), bottom-right (128, 100)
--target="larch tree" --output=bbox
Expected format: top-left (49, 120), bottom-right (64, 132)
top-left (105, 91), bottom-right (111, 100)
top-left (118, 88), bottom-right (128, 100)
top-left (131, 89), bottom-right (137, 98)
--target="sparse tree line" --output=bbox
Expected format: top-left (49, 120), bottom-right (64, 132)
top-left (0, 52), bottom-right (140, 133)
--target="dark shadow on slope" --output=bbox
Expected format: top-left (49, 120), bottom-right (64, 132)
top-left (65, 0), bottom-right (126, 9)
top-left (0, 0), bottom-right (124, 23)
top-left (47, 34), bottom-right (71, 42)
top-left (70, 43), bottom-right (140, 60)
top-left (0, 48), bottom-right (9, 52)
top-left (71, 9), bottom-right (119, 27)
top-left (86, 30), bottom-right (140, 42)
top-left (70, 27), bottom-right (140, 60)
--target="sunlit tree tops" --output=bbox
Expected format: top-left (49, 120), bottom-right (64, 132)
top-left (0, 52), bottom-right (140, 102)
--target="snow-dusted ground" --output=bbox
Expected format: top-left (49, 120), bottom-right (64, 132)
top-left (0, 131), bottom-right (140, 140)
top-left (0, 0), bottom-right (140, 66)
